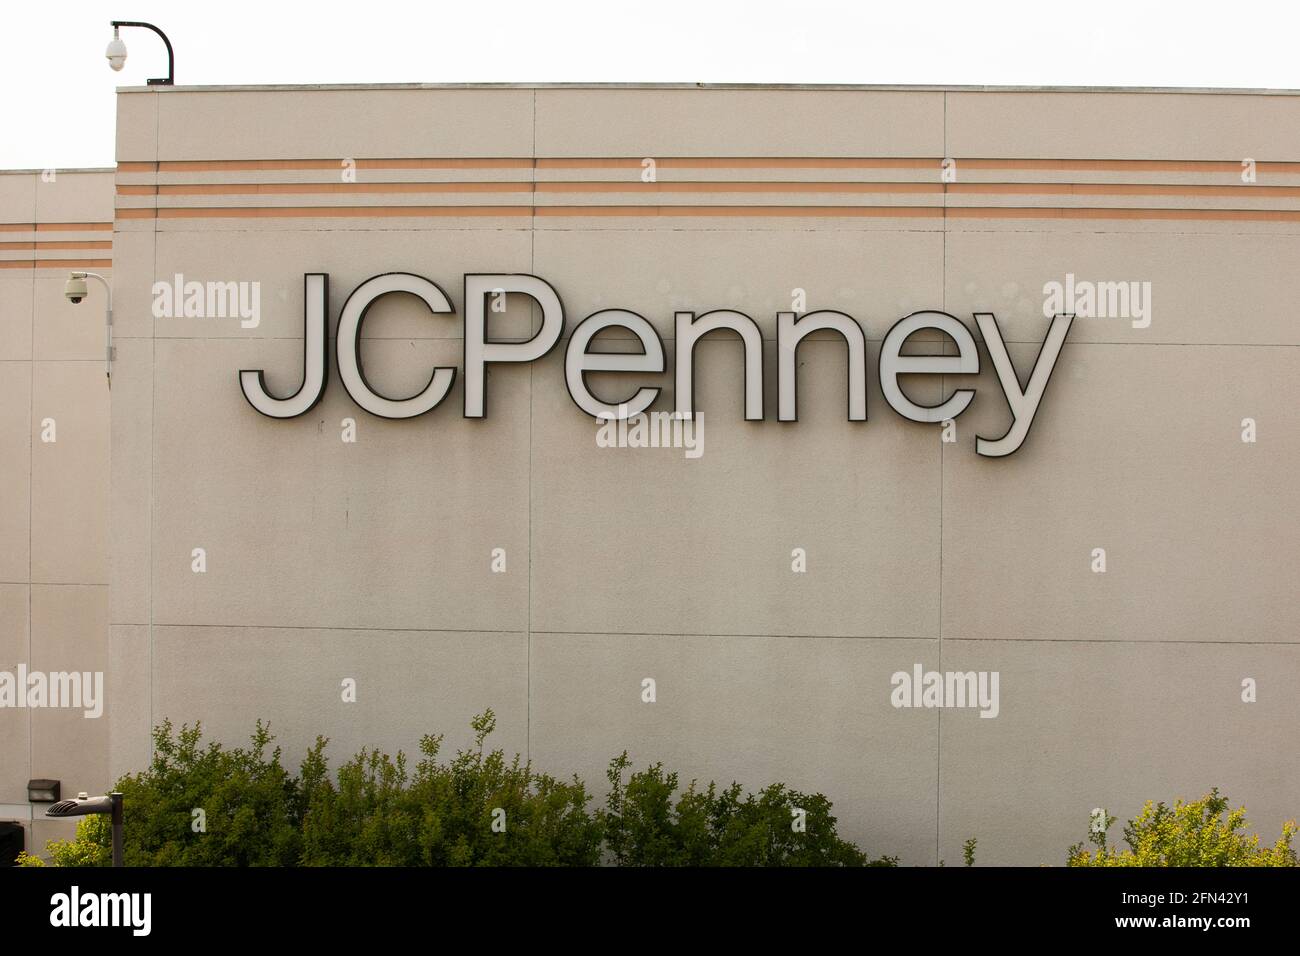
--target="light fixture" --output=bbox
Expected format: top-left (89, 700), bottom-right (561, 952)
top-left (27, 779), bottom-right (60, 803)
top-left (106, 20), bottom-right (174, 86)
top-left (105, 27), bottom-right (127, 71)
top-left (46, 792), bottom-right (124, 867)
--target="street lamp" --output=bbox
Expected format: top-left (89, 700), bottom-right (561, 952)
top-left (65, 271), bottom-right (113, 386)
top-left (105, 21), bottom-right (175, 86)
top-left (46, 792), bottom-right (124, 868)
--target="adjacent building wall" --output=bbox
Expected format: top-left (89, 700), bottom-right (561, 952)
top-left (0, 169), bottom-right (113, 854)
top-left (102, 85), bottom-right (1300, 866)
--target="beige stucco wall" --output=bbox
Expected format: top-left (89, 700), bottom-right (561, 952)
top-left (0, 169), bottom-right (113, 854)
top-left (8, 84), bottom-right (1291, 867)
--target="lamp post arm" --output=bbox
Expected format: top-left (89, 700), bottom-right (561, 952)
top-left (78, 271), bottom-right (112, 311)
top-left (111, 20), bottom-right (175, 85)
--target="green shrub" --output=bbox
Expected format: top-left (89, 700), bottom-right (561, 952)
top-left (299, 709), bottom-right (602, 866)
top-left (20, 720), bottom-right (302, 867)
top-left (19, 713), bottom-right (890, 867)
top-left (598, 752), bottom-right (896, 867)
top-left (115, 718), bottom-right (304, 866)
top-left (15, 815), bottom-right (111, 867)
top-left (1068, 788), bottom-right (1298, 867)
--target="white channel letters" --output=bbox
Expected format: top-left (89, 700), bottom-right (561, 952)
top-left (238, 273), bottom-right (1075, 457)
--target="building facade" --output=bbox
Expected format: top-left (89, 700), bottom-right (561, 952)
top-left (0, 169), bottom-right (112, 852)
top-left (4, 84), bottom-right (1300, 864)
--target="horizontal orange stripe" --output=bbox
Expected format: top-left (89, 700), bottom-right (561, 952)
top-left (114, 203), bottom-right (1300, 223)
top-left (0, 240), bottom-right (111, 251)
top-left (121, 157), bottom-right (933, 172)
top-left (361, 158), bottom-right (533, 170)
top-left (115, 180), bottom-right (1300, 201)
top-left (945, 206), bottom-right (1300, 222)
top-left (119, 181), bottom-right (946, 197)
top-left (541, 157), bottom-right (1297, 173)
top-left (0, 258), bottom-right (112, 270)
top-left (536, 205), bottom-right (945, 218)
top-left (43, 240), bottom-right (112, 250)
top-left (0, 222), bottom-right (112, 233)
top-left (546, 181), bottom-right (941, 194)
top-left (152, 205), bottom-right (533, 219)
top-left (535, 157), bottom-right (938, 169)
top-left (951, 182), bottom-right (1300, 197)
top-left (123, 204), bottom-right (943, 220)
top-left (120, 158), bottom-right (534, 173)
top-left (113, 157), bottom-right (1300, 175)
top-left (123, 181), bottom-right (537, 196)
top-left (960, 158), bottom-right (1268, 173)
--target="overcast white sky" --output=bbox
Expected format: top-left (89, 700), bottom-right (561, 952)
top-left (6, 0), bottom-right (1300, 169)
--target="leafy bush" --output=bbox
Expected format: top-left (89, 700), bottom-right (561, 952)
top-left (598, 752), bottom-right (896, 867)
top-left (299, 709), bottom-right (602, 866)
top-left (1068, 788), bottom-right (1298, 867)
top-left (15, 815), bottom-right (111, 867)
top-left (22, 720), bottom-right (302, 867)
top-left (24, 720), bottom-right (1295, 870)
top-left (17, 712), bottom-right (888, 867)
top-left (121, 718), bottom-right (304, 866)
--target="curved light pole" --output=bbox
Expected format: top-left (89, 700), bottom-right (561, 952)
top-left (66, 271), bottom-right (114, 386)
top-left (106, 21), bottom-right (175, 86)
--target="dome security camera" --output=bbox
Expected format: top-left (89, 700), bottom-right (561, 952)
top-left (65, 275), bottom-right (89, 305)
top-left (106, 30), bottom-right (127, 71)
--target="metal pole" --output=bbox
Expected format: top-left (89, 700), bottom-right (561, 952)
top-left (110, 792), bottom-right (123, 867)
top-left (105, 306), bottom-right (113, 387)
top-left (110, 21), bottom-right (176, 85)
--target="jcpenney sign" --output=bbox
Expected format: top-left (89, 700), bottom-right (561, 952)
top-left (239, 273), bottom-right (1074, 457)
